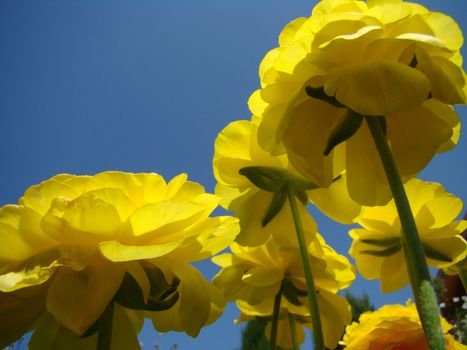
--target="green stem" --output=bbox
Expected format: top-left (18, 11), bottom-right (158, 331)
top-left (459, 268), bottom-right (467, 292)
top-left (366, 116), bottom-right (445, 350)
top-left (270, 284), bottom-right (283, 350)
top-left (288, 313), bottom-right (300, 350)
top-left (287, 185), bottom-right (325, 350)
top-left (97, 300), bottom-right (115, 350)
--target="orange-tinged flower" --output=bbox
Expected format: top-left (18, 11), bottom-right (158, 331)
top-left (349, 178), bottom-right (467, 292)
top-left (341, 301), bottom-right (467, 350)
top-left (0, 171), bottom-right (239, 348)
top-left (252, 0), bottom-right (465, 205)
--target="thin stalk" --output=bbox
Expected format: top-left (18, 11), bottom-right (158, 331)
top-left (270, 284), bottom-right (283, 350)
top-left (366, 116), bottom-right (445, 350)
top-left (288, 313), bottom-right (300, 350)
top-left (286, 185), bottom-right (325, 350)
top-left (97, 300), bottom-right (115, 350)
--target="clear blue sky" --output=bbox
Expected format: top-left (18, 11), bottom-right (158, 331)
top-left (1, 1), bottom-right (466, 349)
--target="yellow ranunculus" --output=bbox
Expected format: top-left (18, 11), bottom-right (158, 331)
top-left (341, 301), bottom-right (467, 350)
top-left (0, 171), bottom-right (239, 348)
top-left (349, 178), bottom-right (467, 293)
top-left (213, 116), bottom-right (360, 246)
top-left (212, 232), bottom-right (355, 349)
top-left (252, 0), bottom-right (465, 205)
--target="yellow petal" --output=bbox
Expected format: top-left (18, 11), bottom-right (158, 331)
top-left (0, 205), bottom-right (55, 263)
top-left (416, 195), bottom-right (463, 230)
top-left (388, 102), bottom-right (453, 178)
top-left (422, 100), bottom-right (460, 153)
top-left (308, 173), bottom-right (361, 224)
top-left (129, 200), bottom-right (205, 240)
top-left (242, 266), bottom-right (283, 287)
top-left (422, 11), bottom-right (463, 51)
top-left (416, 49), bottom-right (466, 104)
top-left (346, 120), bottom-right (391, 205)
top-left (46, 258), bottom-right (124, 335)
top-left (98, 239), bottom-right (183, 262)
top-left (19, 177), bottom-right (81, 216)
top-left (0, 245), bottom-right (94, 292)
top-left (318, 290), bottom-right (352, 349)
top-left (325, 61), bottom-right (431, 115)
top-left (283, 98), bottom-right (345, 187)
top-left (41, 193), bottom-right (122, 244)
top-left (150, 262), bottom-right (211, 337)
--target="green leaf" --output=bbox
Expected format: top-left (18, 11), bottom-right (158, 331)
top-left (262, 190), bottom-right (287, 227)
top-left (305, 86), bottom-right (345, 108)
top-left (360, 243), bottom-right (402, 257)
top-left (324, 109), bottom-right (363, 156)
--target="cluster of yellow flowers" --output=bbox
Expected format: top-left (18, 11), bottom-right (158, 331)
top-left (0, 0), bottom-right (466, 349)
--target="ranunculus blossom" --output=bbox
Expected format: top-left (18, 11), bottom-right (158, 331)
top-left (0, 171), bottom-right (239, 348)
top-left (349, 178), bottom-right (467, 293)
top-left (251, 0), bottom-right (465, 205)
top-left (212, 231), bottom-right (355, 349)
top-left (213, 117), bottom-right (360, 246)
top-left (341, 301), bottom-right (467, 349)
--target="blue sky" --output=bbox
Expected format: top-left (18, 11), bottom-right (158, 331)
top-left (1, 0), bottom-right (466, 349)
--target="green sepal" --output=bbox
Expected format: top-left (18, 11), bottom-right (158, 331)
top-left (305, 86), bottom-right (345, 108)
top-left (240, 166), bottom-right (317, 227)
top-left (360, 242), bottom-right (402, 257)
top-left (115, 267), bottom-right (180, 312)
top-left (262, 190), bottom-right (287, 227)
top-left (374, 115), bottom-right (387, 136)
top-left (294, 189), bottom-right (309, 206)
top-left (324, 109), bottom-right (363, 156)
top-left (360, 237), bottom-right (400, 247)
top-left (239, 166), bottom-right (288, 193)
top-left (422, 243), bottom-right (452, 263)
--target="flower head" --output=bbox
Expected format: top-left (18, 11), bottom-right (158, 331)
top-left (252, 0), bottom-right (465, 205)
top-left (349, 178), bottom-right (467, 292)
top-left (212, 230), bottom-right (355, 348)
top-left (0, 171), bottom-right (239, 347)
top-left (213, 117), bottom-right (360, 246)
top-left (341, 301), bottom-right (467, 349)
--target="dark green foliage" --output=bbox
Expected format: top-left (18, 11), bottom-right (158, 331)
top-left (240, 319), bottom-right (271, 350)
top-left (343, 291), bottom-right (375, 323)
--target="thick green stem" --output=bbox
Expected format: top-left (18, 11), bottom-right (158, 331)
top-left (288, 313), bottom-right (300, 350)
top-left (287, 185), bottom-right (325, 350)
top-left (270, 284), bottom-right (283, 350)
top-left (97, 300), bottom-right (115, 350)
top-left (366, 116), bottom-right (445, 350)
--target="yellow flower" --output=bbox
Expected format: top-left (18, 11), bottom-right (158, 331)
top-left (213, 116), bottom-right (360, 246)
top-left (341, 301), bottom-right (467, 350)
top-left (0, 171), bottom-right (239, 348)
top-left (212, 233), bottom-right (355, 349)
top-left (349, 178), bottom-right (467, 292)
top-left (252, 0), bottom-right (465, 205)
